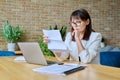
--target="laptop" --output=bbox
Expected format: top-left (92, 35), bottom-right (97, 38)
top-left (18, 42), bottom-right (56, 65)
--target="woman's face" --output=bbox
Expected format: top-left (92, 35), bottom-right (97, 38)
top-left (70, 18), bottom-right (89, 33)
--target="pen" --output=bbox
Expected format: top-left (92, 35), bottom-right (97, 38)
top-left (57, 62), bottom-right (64, 65)
top-left (79, 56), bottom-right (81, 62)
top-left (63, 66), bottom-right (86, 75)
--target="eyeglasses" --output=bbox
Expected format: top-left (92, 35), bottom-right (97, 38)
top-left (69, 22), bottom-right (81, 27)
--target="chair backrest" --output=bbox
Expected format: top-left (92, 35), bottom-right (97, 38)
top-left (0, 51), bottom-right (15, 56)
top-left (100, 51), bottom-right (120, 68)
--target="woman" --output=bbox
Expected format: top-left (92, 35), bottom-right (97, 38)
top-left (44, 9), bottom-right (102, 64)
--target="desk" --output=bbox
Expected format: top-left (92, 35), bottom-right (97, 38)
top-left (0, 56), bottom-right (120, 80)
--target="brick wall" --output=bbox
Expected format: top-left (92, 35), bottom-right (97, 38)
top-left (0, 0), bottom-right (120, 50)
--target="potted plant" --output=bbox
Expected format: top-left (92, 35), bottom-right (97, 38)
top-left (1, 21), bottom-right (24, 51)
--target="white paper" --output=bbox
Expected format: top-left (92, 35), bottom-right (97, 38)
top-left (43, 30), bottom-right (67, 51)
top-left (14, 56), bottom-right (25, 61)
top-left (33, 63), bottom-right (82, 75)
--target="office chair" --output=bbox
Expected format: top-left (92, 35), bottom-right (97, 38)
top-left (0, 51), bottom-right (15, 56)
top-left (100, 51), bottom-right (120, 68)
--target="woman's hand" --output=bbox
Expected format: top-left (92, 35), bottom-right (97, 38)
top-left (43, 35), bottom-right (50, 44)
top-left (72, 30), bottom-right (83, 40)
top-left (72, 30), bottom-right (80, 40)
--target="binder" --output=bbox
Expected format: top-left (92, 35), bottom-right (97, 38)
top-left (63, 66), bottom-right (86, 75)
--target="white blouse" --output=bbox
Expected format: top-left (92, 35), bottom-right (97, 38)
top-left (56, 32), bottom-right (102, 64)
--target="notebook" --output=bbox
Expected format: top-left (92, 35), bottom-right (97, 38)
top-left (18, 42), bottom-right (56, 65)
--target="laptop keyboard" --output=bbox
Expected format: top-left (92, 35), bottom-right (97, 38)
top-left (47, 60), bottom-right (56, 65)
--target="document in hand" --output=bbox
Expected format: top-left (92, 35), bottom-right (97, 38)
top-left (33, 63), bottom-right (86, 75)
top-left (43, 30), bottom-right (67, 51)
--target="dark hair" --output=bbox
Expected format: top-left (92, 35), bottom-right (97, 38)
top-left (70, 9), bottom-right (94, 41)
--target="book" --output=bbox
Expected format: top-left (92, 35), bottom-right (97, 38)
top-left (43, 30), bottom-right (67, 51)
top-left (33, 63), bottom-right (86, 75)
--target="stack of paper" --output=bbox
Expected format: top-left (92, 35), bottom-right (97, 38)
top-left (43, 30), bottom-right (67, 51)
top-left (33, 63), bottom-right (86, 75)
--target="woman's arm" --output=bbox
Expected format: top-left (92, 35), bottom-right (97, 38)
top-left (52, 33), bottom-right (71, 61)
top-left (79, 33), bottom-right (102, 63)
top-left (43, 33), bottom-right (70, 61)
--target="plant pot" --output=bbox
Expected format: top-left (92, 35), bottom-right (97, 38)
top-left (7, 43), bottom-right (16, 51)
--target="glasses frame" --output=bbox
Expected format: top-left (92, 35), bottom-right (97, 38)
top-left (69, 22), bottom-right (81, 27)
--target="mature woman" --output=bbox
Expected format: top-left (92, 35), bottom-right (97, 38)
top-left (44, 9), bottom-right (102, 64)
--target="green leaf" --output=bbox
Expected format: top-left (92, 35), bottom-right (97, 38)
top-left (1, 21), bottom-right (24, 43)
top-left (49, 26), bottom-right (52, 30)
top-left (39, 37), bottom-right (55, 57)
top-left (54, 24), bottom-right (58, 30)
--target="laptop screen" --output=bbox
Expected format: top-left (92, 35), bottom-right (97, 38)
top-left (18, 42), bottom-right (49, 65)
